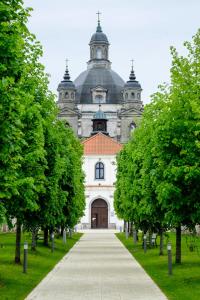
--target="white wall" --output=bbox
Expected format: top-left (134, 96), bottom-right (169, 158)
top-left (79, 154), bottom-right (123, 229)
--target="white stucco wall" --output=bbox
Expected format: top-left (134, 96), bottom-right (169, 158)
top-left (79, 154), bottom-right (123, 229)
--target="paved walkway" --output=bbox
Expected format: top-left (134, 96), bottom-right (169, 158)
top-left (26, 230), bottom-right (167, 300)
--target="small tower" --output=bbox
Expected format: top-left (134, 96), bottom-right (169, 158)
top-left (57, 61), bottom-right (76, 110)
top-left (122, 62), bottom-right (142, 110)
top-left (92, 105), bottom-right (108, 135)
top-left (88, 12), bottom-right (111, 69)
top-left (57, 61), bottom-right (79, 134)
top-left (120, 62), bottom-right (143, 143)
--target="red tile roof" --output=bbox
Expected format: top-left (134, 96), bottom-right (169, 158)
top-left (82, 133), bottom-right (123, 155)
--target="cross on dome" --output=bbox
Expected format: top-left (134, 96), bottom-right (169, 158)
top-left (96, 11), bottom-right (101, 23)
top-left (131, 59), bottom-right (134, 71)
top-left (96, 11), bottom-right (102, 32)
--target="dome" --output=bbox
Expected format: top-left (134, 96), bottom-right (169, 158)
top-left (74, 67), bottom-right (125, 104)
top-left (90, 21), bottom-right (109, 45)
top-left (124, 81), bottom-right (141, 89)
top-left (57, 66), bottom-right (75, 91)
top-left (124, 69), bottom-right (141, 89)
top-left (90, 32), bottom-right (109, 44)
top-left (58, 80), bottom-right (75, 90)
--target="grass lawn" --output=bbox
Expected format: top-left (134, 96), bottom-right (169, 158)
top-left (116, 232), bottom-right (200, 300)
top-left (0, 231), bottom-right (82, 300)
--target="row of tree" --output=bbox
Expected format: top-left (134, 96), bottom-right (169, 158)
top-left (0, 0), bottom-right (85, 263)
top-left (114, 29), bottom-right (200, 263)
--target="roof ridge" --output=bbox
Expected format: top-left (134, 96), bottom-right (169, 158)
top-left (97, 132), bottom-right (122, 146)
top-left (82, 132), bottom-right (122, 146)
top-left (81, 132), bottom-right (101, 144)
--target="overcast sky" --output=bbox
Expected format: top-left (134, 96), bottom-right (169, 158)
top-left (24, 0), bottom-right (200, 104)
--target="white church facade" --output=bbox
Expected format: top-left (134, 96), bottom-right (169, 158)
top-left (81, 132), bottom-right (123, 229)
top-left (57, 17), bottom-right (143, 229)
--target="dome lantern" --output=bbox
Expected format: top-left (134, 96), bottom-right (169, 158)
top-left (88, 13), bottom-right (110, 64)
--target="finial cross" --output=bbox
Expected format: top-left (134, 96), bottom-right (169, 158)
top-left (131, 59), bottom-right (134, 70)
top-left (66, 58), bottom-right (69, 67)
top-left (96, 11), bottom-right (101, 22)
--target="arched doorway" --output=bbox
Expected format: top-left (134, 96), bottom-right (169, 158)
top-left (91, 199), bottom-right (108, 229)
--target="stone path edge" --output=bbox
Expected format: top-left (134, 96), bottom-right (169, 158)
top-left (115, 233), bottom-right (169, 300)
top-left (24, 234), bottom-right (83, 300)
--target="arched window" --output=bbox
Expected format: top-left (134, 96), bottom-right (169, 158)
top-left (65, 92), bottom-right (69, 99)
top-left (131, 92), bottom-right (135, 99)
top-left (130, 121), bottom-right (136, 132)
top-left (95, 162), bottom-right (104, 179)
top-left (96, 47), bottom-right (102, 59)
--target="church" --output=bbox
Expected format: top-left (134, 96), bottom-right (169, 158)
top-left (57, 16), bottom-right (143, 229)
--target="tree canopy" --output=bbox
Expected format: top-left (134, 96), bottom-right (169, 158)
top-left (0, 0), bottom-right (85, 262)
top-left (114, 29), bottom-right (200, 263)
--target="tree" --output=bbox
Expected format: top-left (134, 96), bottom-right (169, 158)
top-left (152, 30), bottom-right (200, 263)
top-left (114, 29), bottom-right (200, 263)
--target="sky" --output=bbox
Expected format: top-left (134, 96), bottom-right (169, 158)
top-left (24, 0), bottom-right (200, 104)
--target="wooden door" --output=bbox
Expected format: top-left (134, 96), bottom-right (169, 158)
top-left (91, 199), bottom-right (108, 229)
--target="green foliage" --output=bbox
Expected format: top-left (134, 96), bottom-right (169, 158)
top-left (114, 29), bottom-right (200, 260)
top-left (0, 0), bottom-right (85, 261)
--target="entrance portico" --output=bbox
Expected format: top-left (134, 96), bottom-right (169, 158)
top-left (91, 198), bottom-right (108, 228)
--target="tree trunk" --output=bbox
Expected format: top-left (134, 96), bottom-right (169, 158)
top-left (31, 228), bottom-right (37, 251)
top-left (15, 220), bottom-right (21, 264)
top-left (43, 227), bottom-right (49, 246)
top-left (149, 230), bottom-right (152, 248)
top-left (129, 222), bottom-right (133, 236)
top-left (159, 228), bottom-right (164, 256)
top-left (176, 225), bottom-right (182, 264)
top-left (123, 220), bottom-right (126, 233)
top-left (60, 226), bottom-right (64, 237)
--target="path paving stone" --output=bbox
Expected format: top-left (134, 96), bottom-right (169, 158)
top-left (26, 230), bottom-right (167, 300)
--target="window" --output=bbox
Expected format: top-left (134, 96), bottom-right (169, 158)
top-left (125, 93), bottom-right (128, 99)
top-left (95, 94), bottom-right (103, 103)
top-left (95, 162), bottom-right (104, 180)
top-left (131, 92), bottom-right (135, 99)
top-left (130, 121), bottom-right (136, 132)
top-left (96, 47), bottom-right (102, 59)
top-left (137, 93), bottom-right (140, 100)
top-left (65, 92), bottom-right (69, 99)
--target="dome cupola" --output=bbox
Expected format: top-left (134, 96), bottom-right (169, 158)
top-left (57, 60), bottom-right (76, 105)
top-left (123, 61), bottom-right (142, 104)
top-left (88, 12), bottom-right (110, 64)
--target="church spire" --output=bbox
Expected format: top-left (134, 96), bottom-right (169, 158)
top-left (129, 59), bottom-right (136, 81)
top-left (63, 59), bottom-right (71, 81)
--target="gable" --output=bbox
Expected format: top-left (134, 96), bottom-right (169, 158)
top-left (82, 133), bottom-right (122, 155)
